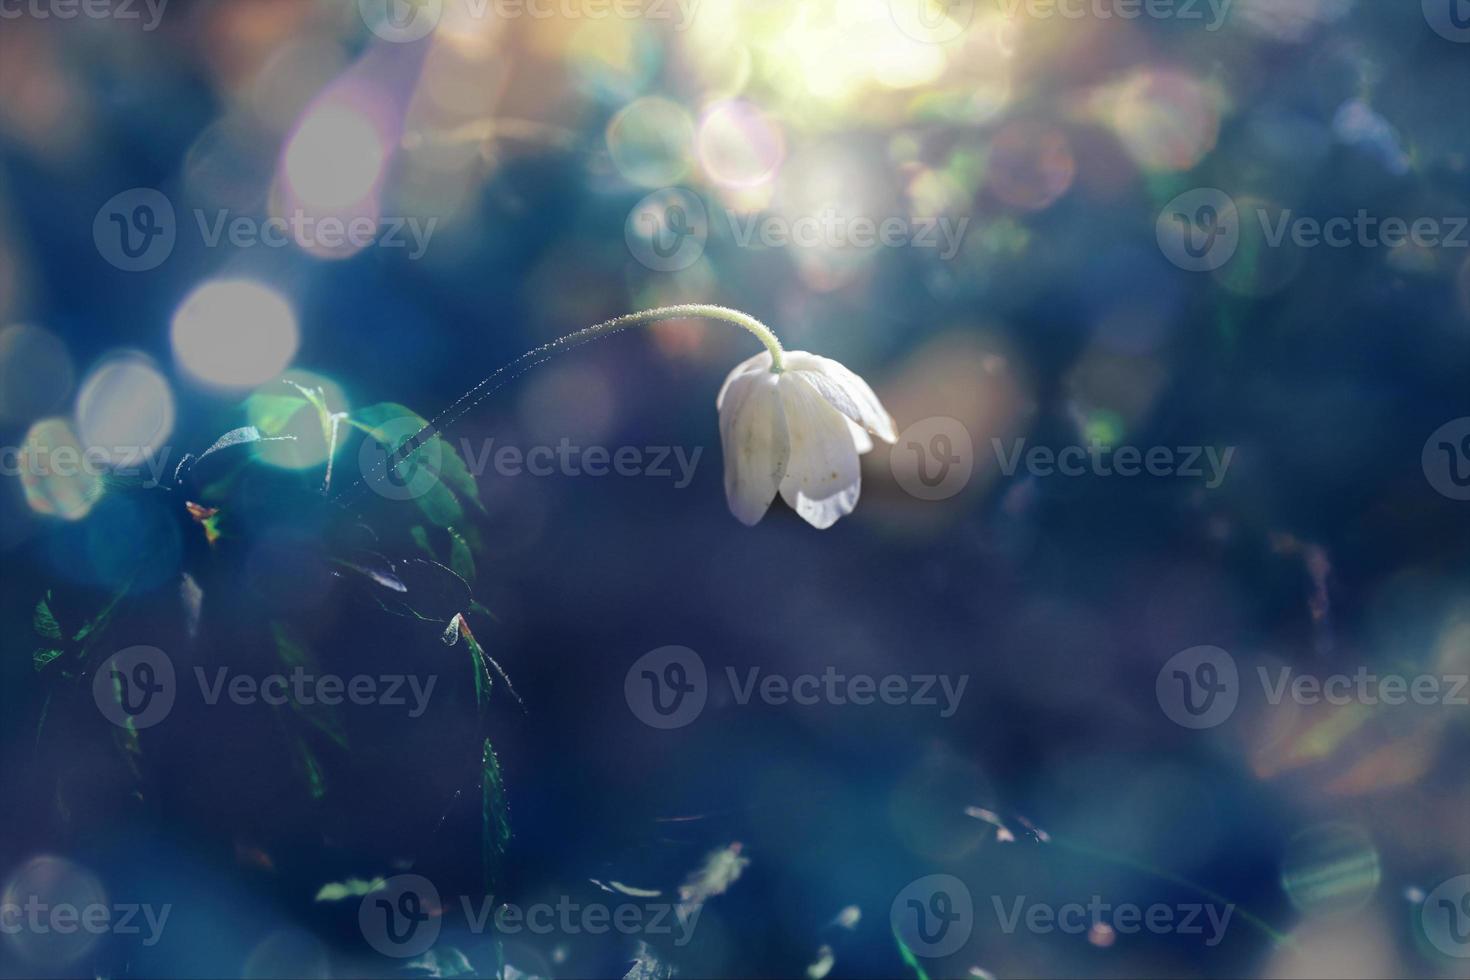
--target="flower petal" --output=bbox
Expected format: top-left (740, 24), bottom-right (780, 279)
top-left (777, 374), bottom-right (863, 529)
top-left (783, 351), bottom-right (897, 444)
top-left (716, 350), bottom-right (775, 411)
top-left (718, 368), bottom-right (788, 526)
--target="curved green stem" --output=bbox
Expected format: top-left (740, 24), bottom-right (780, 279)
top-left (348, 305), bottom-right (784, 502)
top-left (584, 304), bottom-right (785, 371)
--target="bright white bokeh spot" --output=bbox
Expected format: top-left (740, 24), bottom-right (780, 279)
top-left (75, 354), bottom-right (174, 468)
top-left (282, 102), bottom-right (386, 210)
top-left (171, 280), bottom-right (299, 389)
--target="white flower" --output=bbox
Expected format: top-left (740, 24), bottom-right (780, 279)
top-left (716, 350), bottom-right (897, 529)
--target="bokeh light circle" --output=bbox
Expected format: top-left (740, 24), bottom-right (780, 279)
top-left (697, 100), bottom-right (785, 190)
top-left (986, 121), bottom-right (1076, 211)
top-left (1281, 822), bottom-right (1381, 917)
top-left (283, 102), bottom-right (386, 211)
top-left (607, 97), bottom-right (695, 188)
top-left (75, 354), bottom-right (174, 468)
top-left (172, 280), bottom-right (299, 389)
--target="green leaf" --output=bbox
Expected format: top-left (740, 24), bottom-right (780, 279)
top-left (481, 738), bottom-right (512, 893)
top-left (33, 592), bottom-right (61, 640)
top-left (443, 614), bottom-right (490, 713)
top-left (448, 527), bottom-right (475, 585)
top-left (272, 623), bottom-right (348, 750)
top-left (196, 426), bottom-right (266, 461)
top-left (292, 736), bottom-right (328, 802)
top-left (407, 948), bottom-right (476, 978)
top-left (350, 403), bottom-right (484, 515)
top-left (314, 877), bottom-right (386, 902)
top-left (246, 393), bottom-right (311, 436)
top-left (32, 648), bottom-right (63, 671)
top-left (416, 481), bottom-right (464, 529)
top-left (72, 586), bottom-right (129, 646)
top-left (892, 925), bottom-right (930, 980)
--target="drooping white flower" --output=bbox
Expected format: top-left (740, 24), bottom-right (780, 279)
top-left (716, 350), bottom-right (897, 529)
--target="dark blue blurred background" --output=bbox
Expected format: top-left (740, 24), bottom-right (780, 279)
top-left (1, 1), bottom-right (1468, 977)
